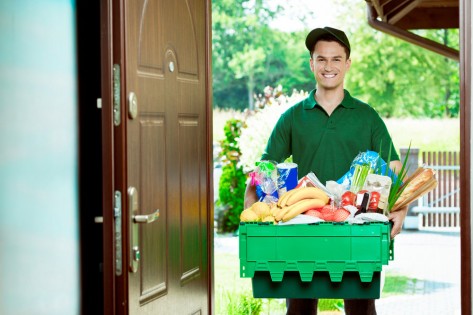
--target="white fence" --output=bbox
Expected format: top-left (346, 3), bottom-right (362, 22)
top-left (411, 151), bottom-right (460, 232)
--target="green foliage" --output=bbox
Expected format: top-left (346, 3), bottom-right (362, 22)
top-left (275, 31), bottom-right (315, 93)
top-left (212, 0), bottom-right (460, 118)
top-left (212, 0), bottom-right (279, 110)
top-left (217, 119), bottom-right (247, 232)
top-left (335, 0), bottom-right (460, 118)
top-left (347, 28), bottom-right (459, 118)
top-left (318, 299), bottom-right (344, 311)
top-left (219, 290), bottom-right (263, 315)
top-left (219, 118), bottom-right (244, 165)
top-left (218, 164), bottom-right (247, 232)
top-left (212, 1), bottom-right (312, 110)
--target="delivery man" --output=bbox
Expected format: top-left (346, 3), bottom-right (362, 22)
top-left (244, 26), bottom-right (409, 315)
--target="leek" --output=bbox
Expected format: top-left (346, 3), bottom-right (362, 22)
top-left (350, 163), bottom-right (373, 193)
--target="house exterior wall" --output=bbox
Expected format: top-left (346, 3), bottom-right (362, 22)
top-left (0, 1), bottom-right (79, 314)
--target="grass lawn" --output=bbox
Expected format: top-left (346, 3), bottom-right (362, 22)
top-left (214, 252), bottom-right (287, 314)
top-left (382, 272), bottom-right (419, 297)
top-left (385, 118), bottom-right (459, 152)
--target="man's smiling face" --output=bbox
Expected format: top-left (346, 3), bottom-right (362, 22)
top-left (310, 40), bottom-right (351, 91)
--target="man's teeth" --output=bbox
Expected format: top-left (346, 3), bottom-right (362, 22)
top-left (324, 74), bottom-right (336, 78)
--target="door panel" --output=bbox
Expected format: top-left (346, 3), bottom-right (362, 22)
top-left (139, 116), bottom-right (167, 302)
top-left (124, 0), bottom-right (210, 314)
top-left (137, 1), bottom-right (198, 78)
top-left (179, 115), bottom-right (202, 283)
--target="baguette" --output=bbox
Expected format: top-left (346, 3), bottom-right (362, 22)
top-left (391, 168), bottom-right (437, 211)
top-left (392, 177), bottom-right (438, 211)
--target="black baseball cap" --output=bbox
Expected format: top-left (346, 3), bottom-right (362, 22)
top-left (305, 27), bottom-right (351, 56)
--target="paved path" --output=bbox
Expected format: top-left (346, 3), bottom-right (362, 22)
top-left (215, 229), bottom-right (461, 314)
top-left (376, 230), bottom-right (461, 315)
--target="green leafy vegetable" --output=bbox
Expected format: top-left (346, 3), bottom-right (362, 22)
top-left (386, 142), bottom-right (412, 214)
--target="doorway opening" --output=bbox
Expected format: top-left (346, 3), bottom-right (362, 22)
top-left (76, 2), bottom-right (104, 315)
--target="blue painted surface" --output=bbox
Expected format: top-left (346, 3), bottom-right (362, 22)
top-left (0, 0), bottom-right (79, 314)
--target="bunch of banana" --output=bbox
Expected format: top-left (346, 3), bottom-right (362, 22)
top-left (274, 186), bottom-right (329, 222)
top-left (240, 201), bottom-right (277, 223)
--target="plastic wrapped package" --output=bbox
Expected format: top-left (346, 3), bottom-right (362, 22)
top-left (250, 160), bottom-right (279, 203)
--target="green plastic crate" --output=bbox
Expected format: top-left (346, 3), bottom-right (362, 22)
top-left (239, 222), bottom-right (393, 299)
top-left (252, 271), bottom-right (382, 299)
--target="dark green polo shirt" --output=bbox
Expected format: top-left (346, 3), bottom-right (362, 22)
top-left (261, 89), bottom-right (399, 185)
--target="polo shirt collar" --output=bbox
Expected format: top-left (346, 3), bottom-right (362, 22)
top-left (303, 89), bottom-right (357, 110)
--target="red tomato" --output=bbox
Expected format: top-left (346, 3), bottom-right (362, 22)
top-left (341, 191), bottom-right (356, 206)
top-left (371, 191), bottom-right (381, 200)
top-left (369, 191), bottom-right (381, 210)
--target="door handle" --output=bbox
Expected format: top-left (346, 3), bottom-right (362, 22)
top-left (128, 186), bottom-right (159, 273)
top-left (133, 209), bottom-right (159, 223)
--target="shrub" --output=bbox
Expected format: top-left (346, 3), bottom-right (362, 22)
top-left (216, 118), bottom-right (247, 233)
top-left (215, 87), bottom-right (307, 232)
top-left (239, 87), bottom-right (306, 173)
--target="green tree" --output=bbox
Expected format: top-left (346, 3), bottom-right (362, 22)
top-left (275, 30), bottom-right (315, 93)
top-left (421, 28), bottom-right (460, 117)
top-left (212, 1), bottom-right (315, 110)
top-left (228, 44), bottom-right (266, 110)
top-left (212, 0), bottom-right (281, 110)
top-left (212, 0), bottom-right (460, 116)
top-left (335, 0), bottom-right (459, 118)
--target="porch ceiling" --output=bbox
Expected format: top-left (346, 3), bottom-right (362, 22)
top-left (365, 0), bottom-right (459, 61)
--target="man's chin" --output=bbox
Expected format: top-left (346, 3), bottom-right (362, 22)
top-left (317, 83), bottom-right (342, 90)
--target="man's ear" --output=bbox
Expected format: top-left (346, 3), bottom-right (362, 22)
top-left (310, 58), bottom-right (315, 72)
top-left (346, 58), bottom-right (352, 71)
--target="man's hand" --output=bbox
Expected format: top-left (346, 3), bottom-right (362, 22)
top-left (244, 180), bottom-right (258, 209)
top-left (388, 206), bottom-right (408, 239)
top-left (389, 160), bottom-right (403, 175)
top-left (387, 160), bottom-right (408, 238)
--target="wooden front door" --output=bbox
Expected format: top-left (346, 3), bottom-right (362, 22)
top-left (102, 0), bottom-right (212, 314)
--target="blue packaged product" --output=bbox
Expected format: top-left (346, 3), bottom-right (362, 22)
top-left (277, 162), bottom-right (298, 196)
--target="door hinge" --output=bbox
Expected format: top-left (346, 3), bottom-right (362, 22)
top-left (114, 190), bottom-right (123, 276)
top-left (113, 64), bottom-right (121, 126)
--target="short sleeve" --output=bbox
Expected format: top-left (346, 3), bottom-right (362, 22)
top-left (261, 110), bottom-right (293, 163)
top-left (371, 111), bottom-right (400, 162)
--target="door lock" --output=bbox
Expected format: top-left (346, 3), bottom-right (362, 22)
top-left (132, 246), bottom-right (140, 262)
top-left (128, 92), bottom-right (138, 119)
top-left (128, 186), bottom-right (160, 273)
